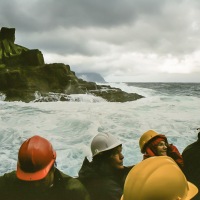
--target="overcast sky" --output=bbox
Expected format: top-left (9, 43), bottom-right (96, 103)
top-left (1, 0), bottom-right (200, 82)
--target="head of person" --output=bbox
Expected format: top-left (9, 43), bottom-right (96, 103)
top-left (91, 133), bottom-right (124, 170)
top-left (16, 135), bottom-right (56, 191)
top-left (139, 130), bottom-right (168, 156)
top-left (121, 156), bottom-right (198, 200)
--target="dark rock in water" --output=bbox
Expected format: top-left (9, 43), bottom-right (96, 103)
top-left (90, 87), bottom-right (143, 102)
top-left (0, 27), bottom-right (144, 103)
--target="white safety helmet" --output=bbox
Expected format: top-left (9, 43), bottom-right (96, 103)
top-left (91, 133), bottom-right (122, 157)
top-left (121, 156), bottom-right (198, 200)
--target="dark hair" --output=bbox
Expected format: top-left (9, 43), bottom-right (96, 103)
top-left (92, 149), bottom-right (113, 163)
top-left (92, 145), bottom-right (122, 163)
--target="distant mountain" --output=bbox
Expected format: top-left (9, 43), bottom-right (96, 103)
top-left (76, 72), bottom-right (106, 83)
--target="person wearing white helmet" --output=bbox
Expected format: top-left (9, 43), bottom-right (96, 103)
top-left (121, 156), bottom-right (198, 200)
top-left (78, 132), bottom-right (133, 200)
top-left (139, 130), bottom-right (184, 170)
top-left (0, 135), bottom-right (90, 200)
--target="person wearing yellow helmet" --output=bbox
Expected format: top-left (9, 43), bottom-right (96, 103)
top-left (0, 135), bottom-right (90, 200)
top-left (78, 132), bottom-right (133, 200)
top-left (139, 129), bottom-right (184, 170)
top-left (121, 156), bottom-right (198, 200)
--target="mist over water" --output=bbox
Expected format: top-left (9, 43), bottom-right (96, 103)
top-left (0, 82), bottom-right (200, 177)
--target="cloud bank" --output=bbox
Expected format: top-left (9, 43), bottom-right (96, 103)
top-left (1, 0), bottom-right (200, 82)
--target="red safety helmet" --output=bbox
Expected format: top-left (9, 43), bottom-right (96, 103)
top-left (17, 135), bottom-right (56, 181)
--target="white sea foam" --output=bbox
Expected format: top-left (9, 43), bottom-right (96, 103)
top-left (0, 83), bottom-right (200, 177)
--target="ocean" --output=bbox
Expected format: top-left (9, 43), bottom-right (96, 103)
top-left (0, 82), bottom-right (200, 177)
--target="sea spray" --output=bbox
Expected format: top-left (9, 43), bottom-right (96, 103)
top-left (0, 82), bottom-right (200, 177)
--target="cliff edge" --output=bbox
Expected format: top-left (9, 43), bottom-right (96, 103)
top-left (0, 27), bottom-right (144, 102)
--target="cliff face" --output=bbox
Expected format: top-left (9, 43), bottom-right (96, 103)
top-left (0, 27), bottom-right (44, 67)
top-left (0, 27), bottom-right (144, 102)
top-left (0, 63), bottom-right (84, 102)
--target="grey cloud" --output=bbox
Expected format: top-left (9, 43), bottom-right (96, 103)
top-left (1, 0), bottom-right (200, 81)
top-left (1, 0), bottom-right (173, 31)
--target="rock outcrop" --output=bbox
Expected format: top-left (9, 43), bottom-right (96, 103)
top-left (0, 27), bottom-right (44, 67)
top-left (0, 27), bottom-right (144, 102)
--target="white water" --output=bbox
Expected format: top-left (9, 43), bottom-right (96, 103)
top-left (0, 82), bottom-right (200, 177)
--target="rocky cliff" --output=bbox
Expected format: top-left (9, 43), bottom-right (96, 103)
top-left (0, 27), bottom-right (144, 102)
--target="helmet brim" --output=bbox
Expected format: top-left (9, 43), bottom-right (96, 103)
top-left (120, 180), bottom-right (198, 200)
top-left (186, 181), bottom-right (198, 200)
top-left (93, 142), bottom-right (122, 157)
top-left (16, 153), bottom-right (56, 181)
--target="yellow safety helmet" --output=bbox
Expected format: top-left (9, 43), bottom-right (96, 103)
top-left (139, 130), bottom-right (167, 153)
top-left (121, 156), bottom-right (198, 200)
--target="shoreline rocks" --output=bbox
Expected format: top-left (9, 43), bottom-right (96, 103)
top-left (0, 27), bottom-right (144, 103)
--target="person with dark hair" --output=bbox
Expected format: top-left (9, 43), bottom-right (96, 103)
top-left (139, 130), bottom-right (184, 170)
top-left (182, 128), bottom-right (200, 200)
top-left (0, 135), bottom-right (90, 200)
top-left (78, 133), bottom-right (133, 200)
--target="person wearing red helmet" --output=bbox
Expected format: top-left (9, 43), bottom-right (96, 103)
top-left (0, 135), bottom-right (90, 200)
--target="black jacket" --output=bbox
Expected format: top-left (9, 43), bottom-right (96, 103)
top-left (0, 168), bottom-right (90, 200)
top-left (182, 140), bottom-right (200, 200)
top-left (78, 157), bottom-right (132, 200)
